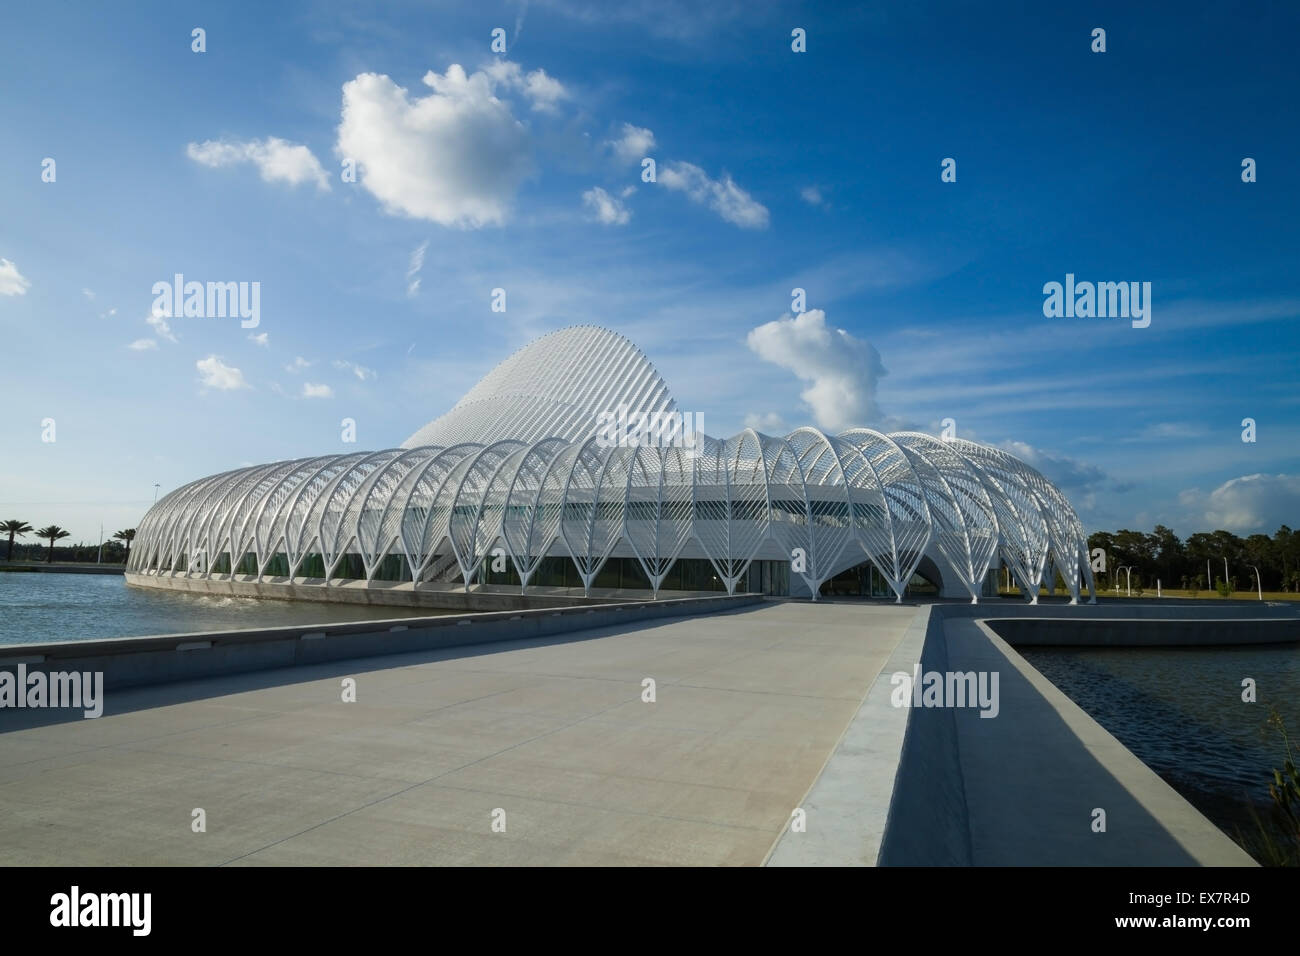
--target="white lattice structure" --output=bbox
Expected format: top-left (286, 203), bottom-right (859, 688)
top-left (129, 326), bottom-right (1096, 604)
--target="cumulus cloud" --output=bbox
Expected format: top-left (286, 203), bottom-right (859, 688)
top-left (285, 356), bottom-right (312, 373)
top-left (746, 310), bottom-right (885, 431)
top-left (127, 338), bottom-right (157, 351)
top-left (333, 359), bottom-right (376, 381)
top-left (248, 332), bottom-right (269, 346)
top-left (800, 185), bottom-right (825, 206)
top-left (483, 60), bottom-right (569, 113)
top-left (145, 311), bottom-right (178, 343)
top-left (301, 382), bottom-right (333, 399)
top-left (0, 258), bottom-right (31, 295)
top-left (406, 240), bottom-right (428, 297)
top-left (660, 161), bottom-right (768, 229)
top-left (607, 123), bottom-right (655, 164)
top-left (336, 65), bottom-right (534, 227)
top-left (1180, 473), bottom-right (1300, 534)
top-left (187, 137), bottom-right (331, 191)
top-left (581, 186), bottom-right (630, 225)
top-left (196, 355), bottom-right (250, 391)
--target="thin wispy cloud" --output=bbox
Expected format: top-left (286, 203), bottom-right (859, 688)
top-left (406, 240), bottom-right (428, 297)
top-left (660, 161), bottom-right (768, 229)
top-left (333, 359), bottom-right (376, 381)
top-left (582, 186), bottom-right (630, 225)
top-left (0, 258), bottom-right (31, 295)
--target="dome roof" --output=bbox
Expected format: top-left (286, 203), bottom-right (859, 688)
top-left (401, 325), bottom-right (677, 448)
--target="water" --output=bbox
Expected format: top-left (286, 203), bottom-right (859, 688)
top-left (0, 572), bottom-right (445, 645)
top-left (1019, 643), bottom-right (1300, 856)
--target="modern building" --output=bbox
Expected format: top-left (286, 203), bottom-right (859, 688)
top-left (128, 326), bottom-right (1097, 603)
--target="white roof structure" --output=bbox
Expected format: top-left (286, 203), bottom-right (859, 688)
top-left (130, 326), bottom-right (1097, 603)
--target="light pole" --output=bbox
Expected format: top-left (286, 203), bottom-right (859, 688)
top-left (1117, 565), bottom-right (1133, 598)
top-left (1223, 556), bottom-right (1229, 591)
top-left (1206, 559), bottom-right (1211, 594)
top-left (153, 483), bottom-right (160, 505)
top-left (1249, 565), bottom-right (1263, 601)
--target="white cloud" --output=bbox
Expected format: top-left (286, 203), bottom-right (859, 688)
top-left (196, 355), bottom-right (250, 391)
top-left (483, 61), bottom-right (569, 113)
top-left (336, 65), bottom-right (535, 227)
top-left (746, 310), bottom-right (885, 431)
top-left (582, 186), bottom-right (630, 225)
top-left (407, 240), bottom-right (428, 297)
top-left (145, 311), bottom-right (178, 343)
top-left (187, 137), bottom-right (331, 191)
top-left (800, 185), bottom-right (824, 206)
top-left (81, 288), bottom-right (95, 300)
top-left (744, 411), bottom-right (786, 433)
top-left (0, 259), bottom-right (31, 296)
top-left (333, 359), bottom-right (376, 381)
top-left (100, 307), bottom-right (117, 318)
top-left (607, 123), bottom-right (655, 164)
top-left (285, 356), bottom-right (312, 373)
top-left (660, 161), bottom-right (768, 229)
top-left (301, 382), bottom-right (334, 399)
top-left (248, 332), bottom-right (269, 346)
top-left (1181, 473), bottom-right (1300, 534)
top-left (127, 338), bottom-right (158, 351)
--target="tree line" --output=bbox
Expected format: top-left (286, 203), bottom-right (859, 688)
top-left (1, 521), bottom-right (135, 565)
top-left (1088, 525), bottom-right (1300, 593)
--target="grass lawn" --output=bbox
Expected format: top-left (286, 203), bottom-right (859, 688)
top-left (999, 587), bottom-right (1300, 601)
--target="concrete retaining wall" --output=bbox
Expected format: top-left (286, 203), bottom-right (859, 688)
top-left (0, 593), bottom-right (762, 692)
top-left (873, 603), bottom-right (1274, 865)
top-left (124, 571), bottom-right (710, 611)
top-left (876, 607), bottom-right (973, 866)
top-left (1, 563), bottom-right (124, 575)
top-left (987, 616), bottom-right (1300, 646)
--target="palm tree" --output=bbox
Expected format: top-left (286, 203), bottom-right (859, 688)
top-left (1, 520), bottom-right (32, 561)
top-left (112, 528), bottom-right (136, 564)
top-left (34, 525), bottom-right (70, 564)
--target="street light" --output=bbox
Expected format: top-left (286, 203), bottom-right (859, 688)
top-left (153, 483), bottom-right (160, 505)
top-left (1249, 565), bottom-right (1263, 601)
top-left (1117, 565), bottom-right (1134, 598)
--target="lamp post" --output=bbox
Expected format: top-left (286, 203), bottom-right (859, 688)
top-left (1223, 556), bottom-right (1229, 591)
top-left (1117, 565), bottom-right (1133, 598)
top-left (1249, 565), bottom-right (1263, 601)
top-left (153, 483), bottom-right (160, 505)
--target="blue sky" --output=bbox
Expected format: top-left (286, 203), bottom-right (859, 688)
top-left (2, 0), bottom-right (1298, 545)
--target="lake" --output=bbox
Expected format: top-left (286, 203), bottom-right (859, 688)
top-left (1019, 642), bottom-right (1300, 861)
top-left (0, 572), bottom-right (444, 645)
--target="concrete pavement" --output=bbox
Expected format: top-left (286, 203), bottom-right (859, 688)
top-left (0, 601), bottom-right (913, 866)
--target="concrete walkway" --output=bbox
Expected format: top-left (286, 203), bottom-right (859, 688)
top-left (0, 601), bottom-right (913, 866)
